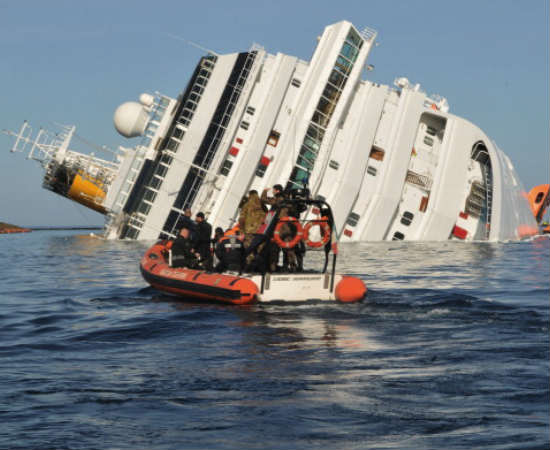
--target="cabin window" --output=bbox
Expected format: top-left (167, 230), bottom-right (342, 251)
top-left (535, 192), bottom-right (544, 203)
top-left (291, 78), bottom-right (301, 88)
top-left (143, 188), bottom-right (157, 203)
top-left (401, 211), bottom-right (414, 226)
top-left (220, 159), bottom-right (233, 176)
top-left (329, 160), bottom-right (340, 170)
top-left (267, 130), bottom-right (280, 147)
top-left (347, 212), bottom-right (360, 227)
top-left (369, 147), bottom-right (385, 161)
top-left (392, 231), bottom-right (405, 241)
top-left (423, 136), bottom-right (434, 147)
top-left (367, 166), bottom-right (377, 176)
top-left (246, 106), bottom-right (256, 115)
top-left (240, 121), bottom-right (250, 130)
top-left (255, 159), bottom-right (269, 178)
top-left (166, 139), bottom-right (178, 151)
top-left (173, 127), bottom-right (185, 140)
top-left (426, 126), bottom-right (437, 136)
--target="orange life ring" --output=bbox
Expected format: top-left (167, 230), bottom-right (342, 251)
top-left (273, 216), bottom-right (303, 249)
top-left (303, 217), bottom-right (331, 248)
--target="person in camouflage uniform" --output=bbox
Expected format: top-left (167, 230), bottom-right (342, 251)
top-left (238, 190), bottom-right (267, 248)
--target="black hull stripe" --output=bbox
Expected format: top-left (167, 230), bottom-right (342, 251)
top-left (140, 265), bottom-right (243, 300)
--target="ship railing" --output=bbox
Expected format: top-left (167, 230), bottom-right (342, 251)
top-left (359, 26), bottom-right (377, 43)
top-left (405, 170), bottom-right (433, 191)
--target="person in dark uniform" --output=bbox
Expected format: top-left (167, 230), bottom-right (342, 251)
top-left (180, 208), bottom-right (197, 242)
top-left (194, 212), bottom-right (213, 269)
top-left (171, 227), bottom-right (199, 268)
top-left (214, 231), bottom-right (245, 273)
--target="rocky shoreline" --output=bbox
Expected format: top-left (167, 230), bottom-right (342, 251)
top-left (0, 222), bottom-right (32, 234)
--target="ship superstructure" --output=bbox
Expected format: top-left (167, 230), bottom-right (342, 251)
top-left (3, 21), bottom-right (539, 241)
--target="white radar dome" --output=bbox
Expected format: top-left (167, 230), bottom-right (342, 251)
top-left (113, 102), bottom-right (149, 138)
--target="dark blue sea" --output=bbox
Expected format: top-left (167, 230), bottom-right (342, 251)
top-left (1, 230), bottom-right (548, 450)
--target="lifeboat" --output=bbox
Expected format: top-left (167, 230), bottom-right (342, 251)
top-left (140, 197), bottom-right (367, 304)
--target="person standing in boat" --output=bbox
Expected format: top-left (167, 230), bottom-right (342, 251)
top-left (261, 184), bottom-right (299, 272)
top-left (171, 227), bottom-right (199, 268)
top-left (179, 208), bottom-right (197, 242)
top-left (194, 212), bottom-right (213, 269)
top-left (238, 190), bottom-right (267, 248)
top-left (214, 230), bottom-right (245, 273)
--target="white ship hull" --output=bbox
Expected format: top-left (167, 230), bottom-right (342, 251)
top-left (4, 21), bottom-right (539, 242)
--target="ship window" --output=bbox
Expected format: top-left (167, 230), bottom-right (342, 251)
top-left (125, 227), bottom-right (139, 239)
top-left (426, 126), bottom-right (437, 136)
top-left (316, 194), bottom-right (326, 202)
top-left (173, 127), bottom-right (185, 140)
top-left (369, 147), bottom-right (385, 161)
top-left (290, 166), bottom-right (309, 184)
top-left (156, 165), bottom-right (168, 178)
top-left (150, 176), bottom-right (162, 190)
top-left (240, 121), bottom-right (250, 130)
top-left (401, 211), bottom-right (414, 226)
top-left (143, 189), bottom-right (157, 202)
top-left (328, 69), bottom-right (347, 90)
top-left (160, 154), bottom-right (173, 165)
top-left (291, 78), bottom-right (301, 88)
top-left (367, 166), bottom-right (377, 176)
top-left (220, 159), bottom-right (233, 176)
top-left (329, 160), bottom-right (340, 170)
top-left (299, 147), bottom-right (316, 162)
top-left (392, 231), bottom-right (405, 240)
top-left (306, 123), bottom-right (325, 142)
top-left (221, 113), bottom-right (231, 128)
top-left (255, 162), bottom-right (268, 178)
top-left (297, 156), bottom-right (314, 170)
top-left (137, 202), bottom-right (151, 215)
top-left (423, 136), bottom-right (434, 146)
top-left (347, 212), bottom-right (360, 226)
top-left (335, 56), bottom-right (353, 75)
top-left (311, 110), bottom-right (330, 129)
top-left (322, 83), bottom-right (341, 104)
top-left (166, 139), bottom-right (178, 151)
top-left (267, 130), bottom-right (280, 147)
top-left (246, 106), bottom-right (256, 115)
top-left (341, 42), bottom-right (359, 63)
top-left (302, 137), bottom-right (319, 154)
top-left (346, 29), bottom-right (363, 49)
top-left (189, 93), bottom-right (200, 103)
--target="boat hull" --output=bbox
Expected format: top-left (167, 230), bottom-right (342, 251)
top-left (140, 242), bottom-right (367, 304)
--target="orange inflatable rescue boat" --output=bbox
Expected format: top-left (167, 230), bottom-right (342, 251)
top-left (140, 197), bottom-right (367, 305)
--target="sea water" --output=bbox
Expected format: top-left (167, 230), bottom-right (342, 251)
top-left (0, 231), bottom-right (548, 450)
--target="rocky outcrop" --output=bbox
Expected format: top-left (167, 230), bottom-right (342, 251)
top-left (0, 222), bottom-right (32, 234)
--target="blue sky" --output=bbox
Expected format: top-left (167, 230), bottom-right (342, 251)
top-left (0, 0), bottom-right (548, 226)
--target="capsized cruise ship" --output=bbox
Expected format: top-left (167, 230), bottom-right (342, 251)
top-left (3, 21), bottom-right (540, 241)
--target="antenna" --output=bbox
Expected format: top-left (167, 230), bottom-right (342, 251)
top-left (162, 32), bottom-right (219, 57)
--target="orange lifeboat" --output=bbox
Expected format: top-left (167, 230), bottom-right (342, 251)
top-left (527, 184), bottom-right (549, 223)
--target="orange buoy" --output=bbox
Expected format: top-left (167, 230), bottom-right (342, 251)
top-left (335, 276), bottom-right (367, 303)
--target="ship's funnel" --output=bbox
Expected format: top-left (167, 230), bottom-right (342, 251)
top-left (113, 101), bottom-right (148, 138)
